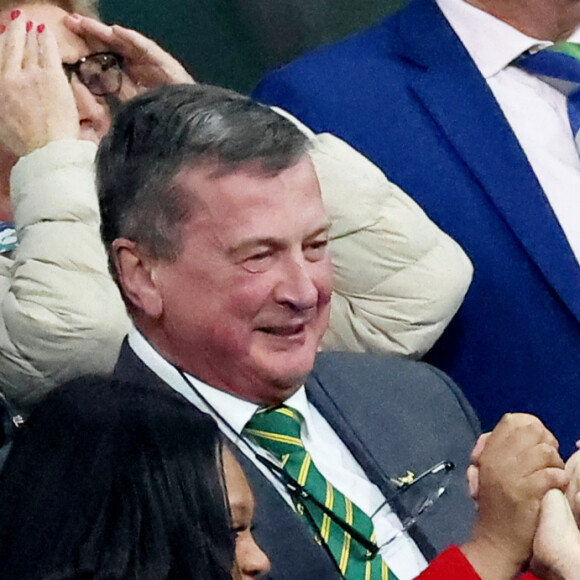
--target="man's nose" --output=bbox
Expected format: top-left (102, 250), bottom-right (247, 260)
top-left (274, 255), bottom-right (319, 311)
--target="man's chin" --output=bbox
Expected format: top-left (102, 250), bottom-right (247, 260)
top-left (261, 364), bottom-right (314, 406)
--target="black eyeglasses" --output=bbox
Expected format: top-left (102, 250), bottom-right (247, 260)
top-left (62, 52), bottom-right (124, 97)
top-left (256, 453), bottom-right (454, 559)
top-left (373, 460), bottom-right (454, 551)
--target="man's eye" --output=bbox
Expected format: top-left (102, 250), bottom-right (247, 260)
top-left (248, 251), bottom-right (272, 262)
top-left (241, 251), bottom-right (274, 273)
top-left (304, 239), bottom-right (328, 261)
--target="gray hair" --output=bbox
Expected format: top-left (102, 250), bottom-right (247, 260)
top-left (97, 83), bottom-right (310, 265)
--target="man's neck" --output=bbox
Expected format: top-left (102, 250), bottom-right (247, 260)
top-left (464, 0), bottom-right (580, 40)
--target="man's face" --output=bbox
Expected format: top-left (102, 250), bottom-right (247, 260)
top-left (12, 4), bottom-right (112, 143)
top-left (149, 156), bottom-right (333, 405)
top-left (465, 0), bottom-right (580, 40)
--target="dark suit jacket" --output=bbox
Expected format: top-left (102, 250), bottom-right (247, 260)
top-left (253, 0), bottom-right (580, 457)
top-left (115, 342), bottom-right (480, 579)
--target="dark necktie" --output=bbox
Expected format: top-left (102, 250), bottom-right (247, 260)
top-left (244, 405), bottom-right (398, 580)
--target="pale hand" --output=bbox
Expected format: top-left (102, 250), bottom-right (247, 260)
top-left (565, 446), bottom-right (580, 526)
top-left (64, 13), bottom-right (194, 100)
top-left (531, 489), bottom-right (580, 580)
top-left (0, 13), bottom-right (78, 157)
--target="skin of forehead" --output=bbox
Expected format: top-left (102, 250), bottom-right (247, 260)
top-left (0, 3), bottom-right (104, 61)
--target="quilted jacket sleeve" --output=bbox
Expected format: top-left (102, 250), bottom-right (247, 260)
top-left (0, 139), bottom-right (130, 410)
top-left (306, 130), bottom-right (473, 357)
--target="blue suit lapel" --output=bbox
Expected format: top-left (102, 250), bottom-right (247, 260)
top-left (393, 0), bottom-right (580, 324)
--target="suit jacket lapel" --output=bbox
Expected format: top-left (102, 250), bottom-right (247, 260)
top-left (392, 0), bottom-right (580, 324)
top-left (114, 341), bottom-right (341, 579)
top-left (306, 370), bottom-right (437, 561)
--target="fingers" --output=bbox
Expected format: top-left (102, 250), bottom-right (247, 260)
top-left (469, 414), bottom-right (567, 571)
top-left (541, 488), bottom-right (576, 522)
top-left (65, 13), bottom-right (149, 58)
top-left (2, 11), bottom-right (27, 74)
top-left (64, 13), bottom-right (194, 88)
top-left (486, 413), bottom-right (560, 460)
top-left (470, 432), bottom-right (491, 464)
top-left (23, 20), bottom-right (41, 69)
top-left (0, 10), bottom-right (79, 156)
top-left (525, 465), bottom-right (569, 499)
top-left (565, 449), bottom-right (580, 524)
top-left (531, 489), bottom-right (580, 580)
top-left (467, 432), bottom-right (491, 501)
top-left (467, 464), bottom-right (480, 501)
top-left (36, 25), bottom-right (60, 71)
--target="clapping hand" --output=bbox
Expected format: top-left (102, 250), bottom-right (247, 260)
top-left (532, 488), bottom-right (580, 580)
top-left (461, 414), bottom-right (567, 580)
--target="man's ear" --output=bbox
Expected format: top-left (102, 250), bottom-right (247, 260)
top-left (111, 238), bottom-right (163, 318)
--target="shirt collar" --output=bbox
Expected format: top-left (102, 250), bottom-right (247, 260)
top-left (568, 27), bottom-right (580, 44)
top-left (436, 0), bottom-right (554, 78)
top-left (127, 326), bottom-right (308, 435)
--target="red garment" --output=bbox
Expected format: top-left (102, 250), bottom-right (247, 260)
top-left (417, 546), bottom-right (539, 579)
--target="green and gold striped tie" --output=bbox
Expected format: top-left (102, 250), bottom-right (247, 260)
top-left (244, 405), bottom-right (398, 580)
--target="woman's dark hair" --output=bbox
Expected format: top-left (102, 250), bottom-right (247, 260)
top-left (0, 376), bottom-right (235, 579)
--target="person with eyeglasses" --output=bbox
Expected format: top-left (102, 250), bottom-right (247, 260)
top-left (0, 0), bottom-right (193, 413)
top-left (0, 0), bottom-right (474, 417)
top-left (98, 82), bottom-right (567, 580)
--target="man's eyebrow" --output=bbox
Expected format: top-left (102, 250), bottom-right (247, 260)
top-left (305, 224), bottom-right (331, 240)
top-left (228, 225), bottom-right (331, 257)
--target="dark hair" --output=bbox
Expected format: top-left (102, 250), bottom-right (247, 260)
top-left (97, 83), bottom-right (309, 264)
top-left (0, 376), bottom-right (234, 579)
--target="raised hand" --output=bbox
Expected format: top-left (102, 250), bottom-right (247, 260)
top-left (565, 446), bottom-right (580, 527)
top-left (0, 11), bottom-right (78, 157)
top-left (461, 414), bottom-right (568, 580)
top-left (64, 13), bottom-right (194, 99)
top-left (532, 489), bottom-right (580, 580)
top-left (466, 431), bottom-right (491, 501)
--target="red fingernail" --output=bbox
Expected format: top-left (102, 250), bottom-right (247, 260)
top-left (36, 23), bottom-right (45, 33)
top-left (25, 20), bottom-right (33, 32)
top-left (10, 9), bottom-right (21, 20)
top-left (0, 25), bottom-right (6, 34)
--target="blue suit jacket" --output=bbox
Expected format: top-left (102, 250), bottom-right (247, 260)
top-left (254, 0), bottom-right (580, 456)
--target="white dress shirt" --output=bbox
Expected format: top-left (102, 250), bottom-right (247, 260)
top-left (437, 0), bottom-right (580, 265)
top-left (128, 327), bottom-right (427, 579)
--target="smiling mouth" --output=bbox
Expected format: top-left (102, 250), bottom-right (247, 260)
top-left (257, 324), bottom-right (307, 337)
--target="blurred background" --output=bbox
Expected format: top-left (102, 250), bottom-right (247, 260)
top-left (100, 0), bottom-right (408, 93)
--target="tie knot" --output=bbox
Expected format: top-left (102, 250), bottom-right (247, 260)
top-left (244, 405), bottom-right (304, 459)
top-left (515, 42), bottom-right (580, 94)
